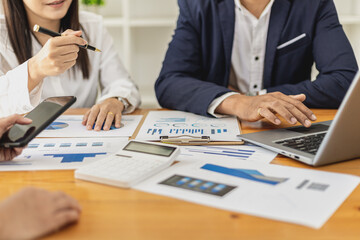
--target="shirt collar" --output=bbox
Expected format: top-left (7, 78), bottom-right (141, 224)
top-left (234, 0), bottom-right (275, 19)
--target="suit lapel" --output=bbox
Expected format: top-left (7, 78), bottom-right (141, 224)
top-left (263, 0), bottom-right (291, 88)
top-left (217, 0), bottom-right (235, 85)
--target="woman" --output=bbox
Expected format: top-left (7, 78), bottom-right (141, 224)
top-left (0, 0), bottom-right (141, 131)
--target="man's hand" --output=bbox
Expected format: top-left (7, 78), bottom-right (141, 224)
top-left (216, 92), bottom-right (317, 127)
top-left (0, 187), bottom-right (81, 240)
top-left (0, 115), bottom-right (32, 161)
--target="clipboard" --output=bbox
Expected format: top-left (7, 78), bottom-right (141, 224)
top-left (131, 110), bottom-right (244, 146)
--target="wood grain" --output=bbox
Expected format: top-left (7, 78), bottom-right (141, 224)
top-left (1, 109), bottom-right (359, 240)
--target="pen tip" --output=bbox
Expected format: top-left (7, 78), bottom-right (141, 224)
top-left (95, 48), bottom-right (102, 52)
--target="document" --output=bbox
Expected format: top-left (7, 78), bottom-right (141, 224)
top-left (178, 145), bottom-right (277, 164)
top-left (37, 115), bottom-right (143, 138)
top-left (0, 138), bottom-right (127, 171)
top-left (136, 111), bottom-right (241, 141)
top-left (134, 159), bottom-right (359, 229)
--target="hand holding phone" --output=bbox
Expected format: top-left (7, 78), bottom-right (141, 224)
top-left (0, 115), bottom-right (33, 161)
top-left (0, 96), bottom-right (76, 148)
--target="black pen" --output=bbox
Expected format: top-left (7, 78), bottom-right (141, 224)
top-left (33, 24), bottom-right (101, 52)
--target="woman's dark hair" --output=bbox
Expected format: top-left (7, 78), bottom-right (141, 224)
top-left (2, 0), bottom-right (90, 78)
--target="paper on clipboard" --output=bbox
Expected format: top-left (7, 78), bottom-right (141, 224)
top-left (135, 111), bottom-right (242, 142)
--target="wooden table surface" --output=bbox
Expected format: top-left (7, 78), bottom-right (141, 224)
top-left (1, 109), bottom-right (360, 240)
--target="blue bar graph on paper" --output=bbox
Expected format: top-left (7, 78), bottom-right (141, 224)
top-left (186, 147), bottom-right (254, 159)
top-left (60, 143), bottom-right (71, 148)
top-left (217, 129), bottom-right (221, 133)
top-left (223, 129), bottom-right (227, 133)
top-left (44, 143), bottom-right (55, 147)
top-left (44, 153), bottom-right (107, 163)
top-left (201, 164), bottom-right (288, 185)
top-left (76, 143), bottom-right (87, 147)
top-left (211, 129), bottom-right (215, 134)
top-left (92, 142), bottom-right (103, 147)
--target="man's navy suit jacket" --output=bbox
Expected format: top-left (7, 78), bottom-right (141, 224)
top-left (155, 0), bottom-right (358, 117)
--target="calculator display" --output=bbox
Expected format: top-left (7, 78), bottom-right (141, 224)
top-left (123, 141), bottom-right (176, 157)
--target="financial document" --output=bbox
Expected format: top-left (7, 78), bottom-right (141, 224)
top-left (37, 115), bottom-right (143, 138)
top-left (134, 159), bottom-right (359, 229)
top-left (136, 111), bottom-right (241, 141)
top-left (178, 145), bottom-right (277, 164)
top-left (0, 138), bottom-right (127, 171)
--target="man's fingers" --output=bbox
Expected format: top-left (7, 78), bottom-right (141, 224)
top-left (259, 108), bottom-right (281, 125)
top-left (53, 210), bottom-right (80, 231)
top-left (268, 103), bottom-right (297, 125)
top-left (275, 93), bottom-right (317, 121)
top-left (290, 94), bottom-right (306, 102)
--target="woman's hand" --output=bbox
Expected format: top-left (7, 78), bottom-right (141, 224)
top-left (28, 30), bottom-right (87, 92)
top-left (82, 98), bottom-right (125, 131)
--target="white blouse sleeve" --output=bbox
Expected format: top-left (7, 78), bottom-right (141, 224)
top-left (0, 60), bottom-right (43, 118)
top-left (96, 22), bottom-right (141, 113)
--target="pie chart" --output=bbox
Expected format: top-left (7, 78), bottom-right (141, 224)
top-left (46, 122), bottom-right (69, 130)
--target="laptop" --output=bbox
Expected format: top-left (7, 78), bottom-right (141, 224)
top-left (239, 71), bottom-right (360, 166)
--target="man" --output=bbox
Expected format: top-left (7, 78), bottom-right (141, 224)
top-left (155, 0), bottom-right (358, 127)
top-left (0, 115), bottom-right (81, 240)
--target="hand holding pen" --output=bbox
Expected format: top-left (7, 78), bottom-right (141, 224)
top-left (27, 26), bottom-right (98, 92)
top-left (33, 25), bottom-right (101, 52)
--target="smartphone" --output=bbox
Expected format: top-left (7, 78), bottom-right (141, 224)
top-left (0, 96), bottom-right (76, 148)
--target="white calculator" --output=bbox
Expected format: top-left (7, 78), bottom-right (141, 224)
top-left (75, 140), bottom-right (180, 188)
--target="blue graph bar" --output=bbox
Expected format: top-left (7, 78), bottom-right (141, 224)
top-left (223, 129), bottom-right (227, 133)
top-left (201, 164), bottom-right (286, 185)
top-left (44, 153), bottom-right (107, 163)
top-left (92, 142), bottom-right (103, 147)
top-left (60, 143), bottom-right (71, 148)
top-left (76, 143), bottom-right (87, 147)
top-left (152, 129), bottom-right (157, 135)
top-left (211, 129), bottom-right (215, 134)
top-left (44, 143), bottom-right (55, 147)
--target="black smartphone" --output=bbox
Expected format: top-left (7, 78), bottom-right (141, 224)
top-left (0, 96), bottom-right (76, 148)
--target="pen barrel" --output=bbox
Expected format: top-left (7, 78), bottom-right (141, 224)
top-left (37, 26), bottom-right (61, 37)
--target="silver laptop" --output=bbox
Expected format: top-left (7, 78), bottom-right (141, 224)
top-left (239, 71), bottom-right (360, 166)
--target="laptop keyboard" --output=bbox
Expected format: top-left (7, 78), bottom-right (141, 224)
top-left (275, 133), bottom-right (326, 155)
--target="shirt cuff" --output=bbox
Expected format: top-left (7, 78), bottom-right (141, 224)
top-left (207, 92), bottom-right (240, 118)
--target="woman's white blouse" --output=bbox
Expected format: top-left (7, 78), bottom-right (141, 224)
top-left (0, 11), bottom-right (141, 117)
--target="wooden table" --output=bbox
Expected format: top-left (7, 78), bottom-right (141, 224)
top-left (1, 109), bottom-right (360, 240)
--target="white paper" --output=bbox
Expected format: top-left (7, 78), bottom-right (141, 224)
top-left (37, 115), bottom-right (143, 138)
top-left (134, 159), bottom-right (359, 229)
top-left (136, 111), bottom-right (241, 141)
top-left (0, 138), bottom-right (127, 171)
top-left (178, 145), bottom-right (277, 164)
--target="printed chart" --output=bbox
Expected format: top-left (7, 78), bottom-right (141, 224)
top-left (0, 138), bottom-right (127, 171)
top-left (38, 115), bottom-right (143, 138)
top-left (201, 164), bottom-right (288, 185)
top-left (177, 145), bottom-right (277, 164)
top-left (134, 159), bottom-right (360, 229)
top-left (136, 111), bottom-right (241, 141)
